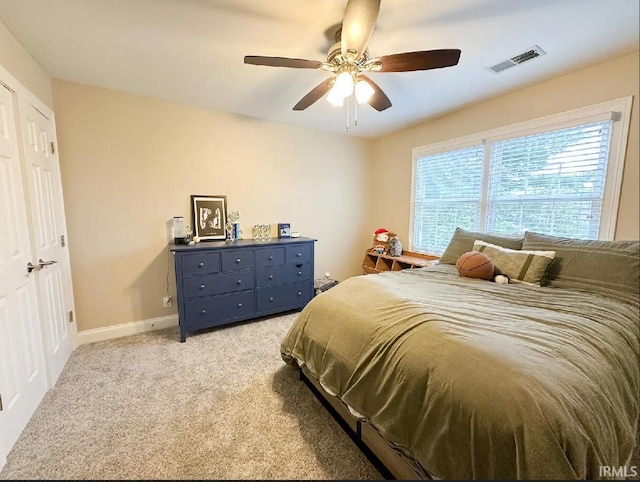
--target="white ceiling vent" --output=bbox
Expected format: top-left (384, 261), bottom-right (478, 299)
top-left (486, 45), bottom-right (546, 74)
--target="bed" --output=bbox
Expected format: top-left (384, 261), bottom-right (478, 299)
top-left (280, 230), bottom-right (639, 480)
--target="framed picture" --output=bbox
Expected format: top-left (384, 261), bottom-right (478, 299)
top-left (278, 223), bottom-right (291, 238)
top-left (191, 195), bottom-right (227, 241)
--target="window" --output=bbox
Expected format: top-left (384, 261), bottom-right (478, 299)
top-left (413, 145), bottom-right (484, 253)
top-left (411, 97), bottom-right (632, 254)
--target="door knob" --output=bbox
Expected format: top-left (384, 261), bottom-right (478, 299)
top-left (26, 262), bottom-right (42, 273)
top-left (38, 259), bottom-right (58, 269)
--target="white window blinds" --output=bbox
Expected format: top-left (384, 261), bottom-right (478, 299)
top-left (411, 101), bottom-right (625, 256)
top-left (486, 121), bottom-right (612, 239)
top-left (412, 145), bottom-right (484, 253)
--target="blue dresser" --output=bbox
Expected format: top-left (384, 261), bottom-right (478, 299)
top-left (170, 237), bottom-right (316, 341)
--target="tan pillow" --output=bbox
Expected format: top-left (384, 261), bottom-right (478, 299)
top-left (472, 240), bottom-right (555, 286)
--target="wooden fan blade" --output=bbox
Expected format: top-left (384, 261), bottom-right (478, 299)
top-left (376, 49), bottom-right (461, 72)
top-left (244, 56), bottom-right (322, 69)
top-left (293, 78), bottom-right (335, 111)
top-left (341, 0), bottom-right (381, 61)
top-left (359, 75), bottom-right (391, 111)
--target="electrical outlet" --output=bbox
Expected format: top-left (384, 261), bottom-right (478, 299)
top-left (163, 296), bottom-right (172, 308)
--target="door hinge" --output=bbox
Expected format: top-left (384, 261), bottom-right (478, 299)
top-left (61, 234), bottom-right (66, 247)
top-left (50, 141), bottom-right (56, 155)
top-left (68, 310), bottom-right (74, 323)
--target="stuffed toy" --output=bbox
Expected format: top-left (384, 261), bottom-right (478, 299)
top-left (370, 228), bottom-right (397, 255)
top-left (389, 236), bottom-right (403, 256)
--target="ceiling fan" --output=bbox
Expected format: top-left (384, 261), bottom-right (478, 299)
top-left (243, 0), bottom-right (461, 113)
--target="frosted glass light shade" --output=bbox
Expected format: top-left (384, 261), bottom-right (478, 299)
top-left (334, 72), bottom-right (354, 97)
top-left (326, 87), bottom-right (345, 106)
top-left (355, 79), bottom-right (375, 104)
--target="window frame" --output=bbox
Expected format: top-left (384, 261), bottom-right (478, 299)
top-left (409, 96), bottom-right (633, 254)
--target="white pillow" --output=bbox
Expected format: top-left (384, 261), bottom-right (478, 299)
top-left (472, 240), bottom-right (555, 286)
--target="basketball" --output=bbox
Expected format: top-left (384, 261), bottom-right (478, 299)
top-left (456, 251), bottom-right (495, 280)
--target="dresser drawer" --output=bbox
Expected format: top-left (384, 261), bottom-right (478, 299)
top-left (286, 244), bottom-right (312, 263)
top-left (256, 263), bottom-right (312, 288)
top-left (181, 252), bottom-right (221, 276)
top-left (183, 271), bottom-right (254, 299)
top-left (287, 263), bottom-right (312, 282)
top-left (255, 247), bottom-right (285, 268)
top-left (256, 281), bottom-right (312, 312)
top-left (221, 250), bottom-right (254, 271)
top-left (184, 291), bottom-right (255, 329)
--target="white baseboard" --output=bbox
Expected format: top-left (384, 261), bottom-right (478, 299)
top-left (76, 314), bottom-right (178, 346)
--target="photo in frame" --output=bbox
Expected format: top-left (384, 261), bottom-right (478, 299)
top-left (191, 195), bottom-right (227, 241)
top-left (278, 223), bottom-right (291, 238)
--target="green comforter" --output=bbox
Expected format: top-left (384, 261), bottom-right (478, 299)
top-left (280, 265), bottom-right (639, 479)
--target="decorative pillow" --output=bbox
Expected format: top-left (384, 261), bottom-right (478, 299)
top-left (473, 240), bottom-right (555, 286)
top-left (439, 227), bottom-right (524, 265)
top-left (456, 251), bottom-right (495, 280)
top-left (522, 231), bottom-right (640, 296)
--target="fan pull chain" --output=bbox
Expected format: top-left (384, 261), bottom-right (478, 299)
top-left (345, 96), bottom-right (350, 132)
top-left (354, 98), bottom-right (358, 127)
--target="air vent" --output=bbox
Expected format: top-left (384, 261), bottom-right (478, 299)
top-left (486, 45), bottom-right (546, 74)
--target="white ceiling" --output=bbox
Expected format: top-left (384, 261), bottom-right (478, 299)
top-left (0, 0), bottom-right (638, 138)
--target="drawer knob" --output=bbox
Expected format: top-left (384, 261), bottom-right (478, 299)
top-left (269, 297), bottom-right (274, 302)
top-left (268, 256), bottom-right (273, 261)
top-left (268, 275), bottom-right (274, 280)
top-left (200, 309), bottom-right (207, 315)
top-left (296, 253), bottom-right (302, 257)
top-left (297, 271), bottom-right (302, 276)
top-left (297, 291), bottom-right (302, 296)
top-left (199, 284), bottom-right (205, 290)
top-left (237, 303), bottom-right (243, 308)
top-left (237, 280), bottom-right (242, 285)
top-left (198, 262), bottom-right (205, 268)
top-left (235, 258), bottom-right (241, 264)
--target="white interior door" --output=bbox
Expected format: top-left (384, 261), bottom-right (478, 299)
top-left (0, 83), bottom-right (48, 468)
top-left (19, 99), bottom-right (74, 385)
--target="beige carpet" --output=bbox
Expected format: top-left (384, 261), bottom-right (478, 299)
top-left (0, 313), bottom-right (381, 480)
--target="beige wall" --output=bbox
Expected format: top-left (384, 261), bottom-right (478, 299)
top-left (48, 51), bottom-right (640, 333)
top-left (0, 20), bottom-right (52, 107)
top-left (370, 51), bottom-right (640, 244)
top-left (52, 80), bottom-right (372, 332)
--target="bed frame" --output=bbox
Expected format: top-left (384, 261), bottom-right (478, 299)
top-left (298, 365), bottom-right (435, 480)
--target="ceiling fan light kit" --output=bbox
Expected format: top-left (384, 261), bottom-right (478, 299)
top-left (355, 79), bottom-right (374, 104)
top-left (243, 0), bottom-right (462, 131)
top-left (334, 71), bottom-right (355, 98)
top-left (326, 87), bottom-right (345, 107)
